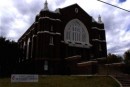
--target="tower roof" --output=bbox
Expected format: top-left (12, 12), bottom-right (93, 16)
top-left (42, 0), bottom-right (49, 11)
top-left (98, 15), bottom-right (103, 23)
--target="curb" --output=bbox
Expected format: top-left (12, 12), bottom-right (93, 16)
top-left (109, 75), bottom-right (122, 87)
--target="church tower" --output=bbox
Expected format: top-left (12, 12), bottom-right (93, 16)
top-left (34, 0), bottom-right (62, 74)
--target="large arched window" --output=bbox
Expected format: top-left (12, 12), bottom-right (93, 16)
top-left (64, 19), bottom-right (91, 47)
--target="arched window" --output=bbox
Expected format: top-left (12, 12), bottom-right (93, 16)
top-left (26, 38), bottom-right (30, 60)
top-left (23, 41), bottom-right (26, 50)
top-left (64, 19), bottom-right (91, 47)
top-left (22, 41), bottom-right (26, 61)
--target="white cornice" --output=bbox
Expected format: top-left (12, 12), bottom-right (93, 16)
top-left (78, 61), bottom-right (98, 65)
top-left (91, 27), bottom-right (104, 31)
top-left (92, 39), bottom-right (106, 42)
top-left (32, 35), bottom-right (37, 37)
top-left (55, 32), bottom-right (61, 35)
top-left (39, 17), bottom-right (61, 21)
top-left (37, 31), bottom-right (61, 35)
top-left (65, 42), bottom-right (92, 48)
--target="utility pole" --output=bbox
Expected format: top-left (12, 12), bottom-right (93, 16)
top-left (97, 0), bottom-right (130, 12)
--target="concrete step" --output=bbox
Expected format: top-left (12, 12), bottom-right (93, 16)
top-left (115, 75), bottom-right (130, 87)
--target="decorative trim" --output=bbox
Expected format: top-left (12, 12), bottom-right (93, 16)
top-left (49, 44), bottom-right (54, 46)
top-left (43, 31), bottom-right (49, 33)
top-left (61, 40), bottom-right (92, 48)
top-left (39, 17), bottom-right (61, 21)
top-left (78, 61), bottom-right (98, 65)
top-left (92, 39), bottom-right (106, 42)
top-left (65, 55), bottom-right (81, 60)
top-left (37, 31), bottom-right (61, 35)
top-left (96, 57), bottom-right (107, 60)
top-left (34, 22), bottom-right (38, 24)
top-left (26, 32), bottom-right (30, 36)
top-left (92, 27), bottom-right (104, 31)
top-left (75, 8), bottom-right (78, 13)
top-left (30, 28), bottom-right (33, 31)
top-left (55, 32), bottom-right (61, 35)
top-left (37, 31), bottom-right (48, 34)
top-left (65, 42), bottom-right (92, 48)
top-left (23, 36), bottom-right (26, 40)
top-left (32, 35), bottom-right (37, 37)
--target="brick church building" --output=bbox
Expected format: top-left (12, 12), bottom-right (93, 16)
top-left (18, 1), bottom-right (107, 74)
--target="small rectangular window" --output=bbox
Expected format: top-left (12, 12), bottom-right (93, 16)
top-left (44, 61), bottom-right (48, 71)
top-left (99, 35), bottom-right (101, 39)
top-left (51, 26), bottom-right (53, 31)
top-left (99, 44), bottom-right (102, 51)
top-left (49, 36), bottom-right (54, 45)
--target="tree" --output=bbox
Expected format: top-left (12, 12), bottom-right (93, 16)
top-left (124, 49), bottom-right (130, 64)
top-left (123, 49), bottom-right (130, 74)
top-left (107, 53), bottom-right (123, 64)
top-left (0, 37), bottom-right (20, 76)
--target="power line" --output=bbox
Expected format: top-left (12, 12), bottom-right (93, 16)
top-left (97, 0), bottom-right (130, 12)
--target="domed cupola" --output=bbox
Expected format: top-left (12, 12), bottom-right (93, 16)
top-left (40, 0), bottom-right (50, 17)
top-left (98, 15), bottom-right (103, 24)
top-left (42, 0), bottom-right (49, 11)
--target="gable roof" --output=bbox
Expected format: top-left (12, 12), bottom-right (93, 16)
top-left (59, 3), bottom-right (92, 18)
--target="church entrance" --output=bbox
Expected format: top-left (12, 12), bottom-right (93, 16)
top-left (67, 46), bottom-right (90, 61)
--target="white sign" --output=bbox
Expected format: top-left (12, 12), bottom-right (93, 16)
top-left (11, 74), bottom-right (38, 82)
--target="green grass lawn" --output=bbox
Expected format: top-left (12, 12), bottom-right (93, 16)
top-left (0, 75), bottom-right (120, 87)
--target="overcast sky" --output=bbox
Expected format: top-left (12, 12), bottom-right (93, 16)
top-left (0, 0), bottom-right (130, 55)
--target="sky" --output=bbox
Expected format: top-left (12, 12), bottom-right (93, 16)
top-left (0, 0), bottom-right (130, 56)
